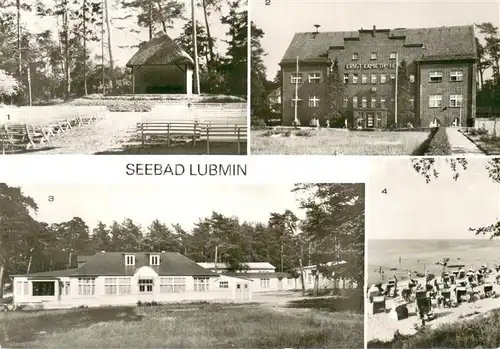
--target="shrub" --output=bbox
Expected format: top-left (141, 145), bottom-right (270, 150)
top-left (294, 129), bottom-right (312, 137)
top-left (424, 127), bottom-right (452, 155)
top-left (469, 128), bottom-right (478, 136)
top-left (251, 117), bottom-right (267, 129)
top-left (477, 127), bottom-right (489, 135)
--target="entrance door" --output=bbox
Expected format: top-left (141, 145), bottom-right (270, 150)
top-left (366, 113), bottom-right (375, 128)
top-left (236, 283), bottom-right (242, 300)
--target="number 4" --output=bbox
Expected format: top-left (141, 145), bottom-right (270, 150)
top-left (265, 0), bottom-right (271, 5)
top-left (381, 189), bottom-right (387, 194)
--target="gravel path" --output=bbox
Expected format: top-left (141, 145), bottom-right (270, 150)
top-left (446, 127), bottom-right (485, 155)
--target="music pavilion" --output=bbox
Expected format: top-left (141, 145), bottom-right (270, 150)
top-left (279, 25), bottom-right (477, 128)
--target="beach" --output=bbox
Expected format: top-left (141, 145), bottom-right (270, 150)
top-left (367, 239), bottom-right (500, 343)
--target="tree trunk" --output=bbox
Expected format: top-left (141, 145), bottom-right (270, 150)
top-left (299, 257), bottom-right (305, 296)
top-left (313, 265), bottom-right (319, 297)
top-left (101, 0), bottom-right (105, 94)
top-left (83, 0), bottom-right (88, 95)
top-left (191, 0), bottom-right (200, 94)
top-left (148, 0), bottom-right (153, 39)
top-left (16, 0), bottom-right (21, 78)
top-left (63, 0), bottom-right (70, 101)
top-left (104, 0), bottom-right (116, 94)
top-left (280, 241), bottom-right (283, 272)
top-left (201, 0), bottom-right (215, 66)
top-left (156, 1), bottom-right (167, 34)
top-left (0, 264), bottom-right (4, 298)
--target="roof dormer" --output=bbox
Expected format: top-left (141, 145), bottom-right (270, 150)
top-left (150, 254), bottom-right (160, 266)
top-left (125, 254), bottom-right (135, 266)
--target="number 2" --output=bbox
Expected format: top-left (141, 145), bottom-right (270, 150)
top-left (265, 0), bottom-right (271, 5)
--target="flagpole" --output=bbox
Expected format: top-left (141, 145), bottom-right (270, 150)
top-left (394, 53), bottom-right (399, 125)
top-left (294, 56), bottom-right (299, 125)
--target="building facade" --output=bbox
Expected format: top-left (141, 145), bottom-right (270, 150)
top-left (13, 252), bottom-right (252, 309)
top-left (279, 25), bottom-right (477, 128)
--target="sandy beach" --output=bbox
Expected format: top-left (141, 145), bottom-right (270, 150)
top-left (366, 272), bottom-right (500, 342)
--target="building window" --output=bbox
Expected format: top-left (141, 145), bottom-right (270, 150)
top-left (64, 281), bottom-right (70, 295)
top-left (343, 73), bottom-right (349, 84)
top-left (32, 281), bottom-right (55, 296)
top-left (308, 96), bottom-right (320, 107)
top-left (352, 52), bottom-right (359, 60)
top-left (219, 281), bottom-right (229, 289)
top-left (104, 277), bottom-right (118, 295)
top-left (389, 52), bottom-right (397, 60)
top-left (291, 98), bottom-right (302, 107)
top-left (380, 97), bottom-right (386, 109)
top-left (118, 277), bottom-right (132, 294)
top-left (194, 277), bottom-right (209, 292)
top-left (308, 72), bottom-right (321, 83)
top-left (260, 278), bottom-right (270, 288)
top-left (371, 74), bottom-right (377, 84)
top-left (380, 74), bottom-right (387, 84)
top-left (307, 274), bottom-right (312, 284)
top-left (409, 74), bottom-right (415, 83)
top-left (409, 97), bottom-right (415, 108)
top-left (125, 255), bottom-right (135, 266)
top-left (361, 74), bottom-right (367, 84)
top-left (138, 278), bottom-right (153, 293)
top-left (370, 52), bottom-right (377, 60)
top-left (450, 70), bottom-right (464, 82)
top-left (352, 73), bottom-right (358, 84)
top-left (390, 73), bottom-right (395, 80)
top-left (15, 281), bottom-right (28, 295)
top-left (160, 277), bottom-right (186, 293)
top-left (371, 97), bottom-right (377, 108)
top-left (78, 277), bottom-right (95, 295)
top-left (150, 254), bottom-right (160, 266)
top-left (352, 96), bottom-right (358, 108)
top-left (429, 71), bottom-right (443, 82)
top-left (450, 94), bottom-right (463, 107)
top-left (429, 95), bottom-right (443, 108)
top-left (362, 97), bottom-right (367, 108)
top-left (287, 277), bottom-right (293, 285)
top-left (291, 73), bottom-right (302, 84)
top-left (343, 97), bottom-right (349, 108)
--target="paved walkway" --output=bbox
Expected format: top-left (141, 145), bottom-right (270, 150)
top-left (445, 127), bottom-right (485, 156)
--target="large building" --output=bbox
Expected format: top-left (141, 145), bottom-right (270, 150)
top-left (12, 252), bottom-right (252, 309)
top-left (279, 25), bottom-right (477, 128)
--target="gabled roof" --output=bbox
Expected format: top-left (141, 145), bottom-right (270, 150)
top-left (13, 268), bottom-right (78, 278)
top-left (126, 34), bottom-right (194, 67)
top-left (225, 272), bottom-right (292, 278)
top-left (14, 252), bottom-right (217, 278)
top-left (197, 262), bottom-right (276, 270)
top-left (280, 25), bottom-right (476, 63)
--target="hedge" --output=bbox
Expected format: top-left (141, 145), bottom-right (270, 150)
top-left (412, 127), bottom-right (452, 156)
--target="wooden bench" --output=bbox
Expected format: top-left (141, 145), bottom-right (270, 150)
top-left (136, 120), bottom-right (201, 147)
top-left (200, 122), bottom-right (247, 154)
top-left (1, 123), bottom-right (49, 152)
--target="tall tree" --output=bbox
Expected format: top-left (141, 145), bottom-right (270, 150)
top-left (396, 59), bottom-right (414, 126)
top-left (476, 37), bottom-right (491, 89)
top-left (294, 183), bottom-right (365, 295)
top-left (250, 20), bottom-right (269, 122)
top-left (324, 58), bottom-right (345, 125)
top-left (476, 22), bottom-right (500, 81)
top-left (198, 0), bottom-right (221, 67)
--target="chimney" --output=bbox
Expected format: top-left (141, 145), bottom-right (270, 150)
top-left (314, 24), bottom-right (321, 33)
top-left (372, 25), bottom-right (376, 37)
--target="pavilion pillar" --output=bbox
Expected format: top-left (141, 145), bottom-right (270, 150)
top-left (132, 66), bottom-right (135, 94)
top-left (186, 64), bottom-right (193, 96)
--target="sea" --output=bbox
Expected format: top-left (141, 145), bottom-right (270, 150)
top-left (368, 239), bottom-right (500, 285)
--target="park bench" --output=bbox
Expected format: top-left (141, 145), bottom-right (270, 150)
top-left (1, 122), bottom-right (49, 152)
top-left (201, 122), bottom-right (247, 155)
top-left (136, 120), bottom-right (201, 147)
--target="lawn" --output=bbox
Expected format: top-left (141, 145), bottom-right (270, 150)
top-left (0, 301), bottom-right (363, 348)
top-left (250, 128), bottom-right (429, 155)
top-left (461, 132), bottom-right (500, 155)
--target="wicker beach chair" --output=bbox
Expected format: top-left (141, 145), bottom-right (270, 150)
top-left (372, 296), bottom-right (386, 314)
top-left (415, 291), bottom-right (434, 324)
top-left (440, 289), bottom-right (452, 308)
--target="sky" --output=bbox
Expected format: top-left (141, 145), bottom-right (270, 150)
top-left (368, 157), bottom-right (500, 240)
top-left (19, 0), bottom-right (240, 67)
top-left (9, 183), bottom-right (305, 231)
top-left (251, 1), bottom-right (500, 80)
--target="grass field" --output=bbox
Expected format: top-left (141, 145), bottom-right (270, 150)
top-left (250, 128), bottom-right (429, 155)
top-left (0, 300), bottom-right (363, 348)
